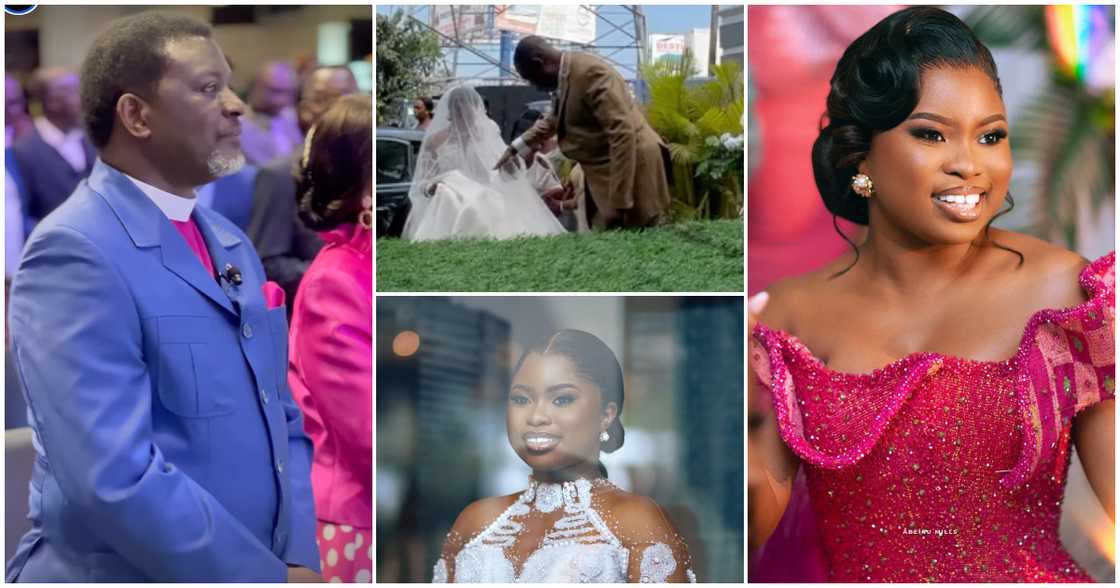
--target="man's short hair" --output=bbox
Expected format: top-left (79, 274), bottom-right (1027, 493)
top-left (513, 35), bottom-right (554, 74)
top-left (80, 12), bottom-right (213, 148)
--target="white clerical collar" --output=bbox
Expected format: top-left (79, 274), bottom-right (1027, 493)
top-left (124, 173), bottom-right (196, 222)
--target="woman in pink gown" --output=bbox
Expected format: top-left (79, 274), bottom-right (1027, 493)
top-left (288, 95), bottom-right (373, 582)
top-left (747, 7), bottom-right (1114, 582)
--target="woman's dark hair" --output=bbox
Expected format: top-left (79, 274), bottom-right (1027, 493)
top-left (812, 7), bottom-right (1021, 275)
top-left (298, 94), bottom-right (372, 231)
top-left (80, 12), bottom-right (213, 148)
top-left (514, 330), bottom-right (625, 476)
top-left (417, 96), bottom-right (434, 112)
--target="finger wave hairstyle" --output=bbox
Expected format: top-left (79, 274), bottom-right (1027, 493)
top-left (297, 94), bottom-right (373, 232)
top-left (514, 330), bottom-right (625, 477)
top-left (811, 6), bottom-right (1022, 275)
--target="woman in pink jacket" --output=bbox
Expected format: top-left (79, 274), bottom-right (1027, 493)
top-left (288, 94), bottom-right (372, 583)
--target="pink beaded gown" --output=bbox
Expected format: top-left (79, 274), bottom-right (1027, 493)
top-left (750, 253), bottom-right (1116, 582)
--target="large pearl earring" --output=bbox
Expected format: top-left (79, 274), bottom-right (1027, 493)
top-left (851, 173), bottom-right (875, 198)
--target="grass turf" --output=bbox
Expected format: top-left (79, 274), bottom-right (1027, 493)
top-left (376, 220), bottom-right (743, 292)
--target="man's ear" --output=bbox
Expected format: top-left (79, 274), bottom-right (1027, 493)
top-left (116, 92), bottom-right (153, 141)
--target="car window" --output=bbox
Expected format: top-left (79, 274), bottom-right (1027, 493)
top-left (377, 138), bottom-right (411, 184)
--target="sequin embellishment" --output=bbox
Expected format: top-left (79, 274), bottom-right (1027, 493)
top-left (749, 252), bottom-right (1115, 582)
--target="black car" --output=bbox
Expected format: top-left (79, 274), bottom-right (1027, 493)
top-left (376, 128), bottom-right (424, 237)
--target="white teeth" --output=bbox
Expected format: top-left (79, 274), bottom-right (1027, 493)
top-left (525, 434), bottom-right (558, 449)
top-left (935, 193), bottom-right (982, 206)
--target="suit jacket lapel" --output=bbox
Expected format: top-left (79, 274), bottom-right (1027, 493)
top-left (157, 219), bottom-right (238, 316)
top-left (193, 205), bottom-right (247, 311)
top-left (555, 52), bottom-right (574, 131)
top-left (89, 159), bottom-right (238, 317)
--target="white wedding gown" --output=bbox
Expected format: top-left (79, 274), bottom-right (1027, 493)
top-left (404, 168), bottom-right (566, 241)
top-left (402, 85), bottom-right (566, 242)
top-left (433, 477), bottom-right (697, 583)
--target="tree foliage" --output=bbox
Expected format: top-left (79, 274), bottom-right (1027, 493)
top-left (376, 11), bottom-right (442, 124)
top-left (642, 52), bottom-right (745, 220)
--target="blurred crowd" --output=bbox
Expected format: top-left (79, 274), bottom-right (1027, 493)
top-left (5, 59), bottom-right (361, 306)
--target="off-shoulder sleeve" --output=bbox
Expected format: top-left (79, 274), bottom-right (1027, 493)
top-left (1003, 252), bottom-right (1116, 488)
top-left (432, 527), bottom-right (466, 582)
top-left (611, 497), bottom-right (696, 583)
top-left (750, 324), bottom-right (943, 470)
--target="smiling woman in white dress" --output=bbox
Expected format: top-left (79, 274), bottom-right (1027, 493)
top-left (433, 330), bottom-right (696, 583)
top-left (402, 85), bottom-right (566, 241)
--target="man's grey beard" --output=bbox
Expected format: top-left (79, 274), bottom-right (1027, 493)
top-left (207, 149), bottom-right (245, 177)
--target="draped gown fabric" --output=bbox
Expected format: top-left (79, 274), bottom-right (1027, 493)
top-left (432, 477), bottom-right (696, 583)
top-left (750, 253), bottom-right (1116, 582)
top-left (401, 85), bottom-right (566, 241)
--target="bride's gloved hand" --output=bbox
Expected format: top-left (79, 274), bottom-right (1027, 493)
top-left (494, 146), bottom-right (537, 173)
top-left (494, 146), bottom-right (518, 171)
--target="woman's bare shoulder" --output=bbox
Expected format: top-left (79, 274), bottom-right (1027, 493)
top-left (985, 229), bottom-right (1089, 308)
top-left (449, 493), bottom-right (521, 541)
top-left (597, 487), bottom-right (683, 543)
top-left (986, 229), bottom-right (1087, 267)
top-left (756, 261), bottom-right (848, 334)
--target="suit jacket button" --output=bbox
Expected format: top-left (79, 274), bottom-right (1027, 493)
top-left (242, 323), bottom-right (253, 338)
top-left (260, 388), bottom-right (269, 404)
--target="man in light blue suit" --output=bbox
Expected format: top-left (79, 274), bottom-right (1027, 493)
top-left (6, 12), bottom-right (321, 582)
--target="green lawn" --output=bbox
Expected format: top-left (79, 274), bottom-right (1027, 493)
top-left (376, 220), bottom-right (743, 292)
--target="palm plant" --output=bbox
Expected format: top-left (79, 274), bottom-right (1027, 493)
top-left (642, 51), bottom-right (745, 220)
top-left (964, 5), bottom-right (1115, 250)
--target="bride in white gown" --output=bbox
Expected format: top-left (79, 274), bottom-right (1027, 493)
top-left (402, 85), bottom-right (567, 241)
top-left (433, 330), bottom-right (696, 583)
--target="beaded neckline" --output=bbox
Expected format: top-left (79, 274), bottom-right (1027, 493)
top-left (522, 477), bottom-right (614, 514)
top-left (754, 252), bottom-right (1114, 382)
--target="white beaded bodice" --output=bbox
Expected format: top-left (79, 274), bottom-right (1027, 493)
top-left (433, 478), bottom-right (696, 583)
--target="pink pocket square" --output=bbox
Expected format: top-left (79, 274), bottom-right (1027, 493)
top-left (262, 281), bottom-right (285, 309)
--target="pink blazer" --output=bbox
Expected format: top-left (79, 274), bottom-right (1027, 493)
top-left (288, 223), bottom-right (372, 527)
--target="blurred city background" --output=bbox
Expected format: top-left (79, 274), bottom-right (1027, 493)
top-left (376, 296), bottom-right (744, 582)
top-left (747, 5), bottom-right (1114, 581)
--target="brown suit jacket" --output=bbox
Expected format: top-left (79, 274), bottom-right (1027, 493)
top-left (519, 52), bottom-right (671, 227)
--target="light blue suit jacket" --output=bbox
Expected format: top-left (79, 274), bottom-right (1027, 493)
top-left (6, 160), bottom-right (320, 582)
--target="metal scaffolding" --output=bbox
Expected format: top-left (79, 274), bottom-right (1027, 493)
top-left (385, 5), bottom-right (647, 90)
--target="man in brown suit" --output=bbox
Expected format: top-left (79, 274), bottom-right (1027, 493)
top-left (495, 36), bottom-right (672, 229)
